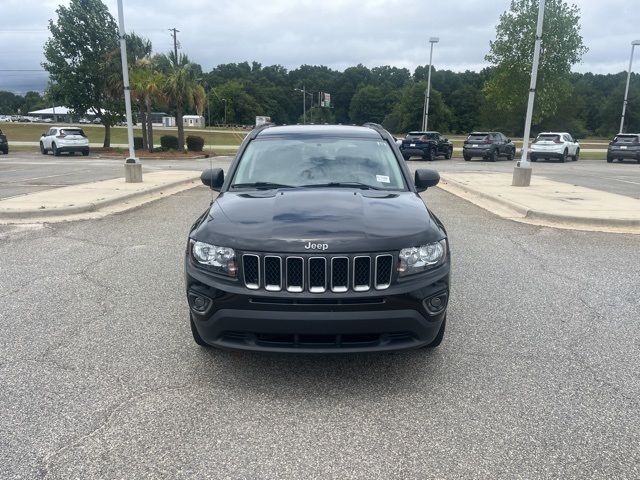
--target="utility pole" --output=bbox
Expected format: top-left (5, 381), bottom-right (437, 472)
top-left (512, 0), bottom-right (545, 187)
top-left (117, 0), bottom-right (141, 182)
top-left (169, 27), bottom-right (180, 62)
top-left (620, 40), bottom-right (640, 134)
top-left (423, 37), bottom-right (439, 131)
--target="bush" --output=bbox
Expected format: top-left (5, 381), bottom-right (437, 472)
top-left (186, 135), bottom-right (205, 152)
top-left (160, 135), bottom-right (179, 150)
top-left (133, 136), bottom-right (143, 150)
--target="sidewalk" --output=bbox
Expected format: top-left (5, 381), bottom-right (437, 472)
top-left (0, 170), bottom-right (201, 224)
top-left (438, 172), bottom-right (640, 234)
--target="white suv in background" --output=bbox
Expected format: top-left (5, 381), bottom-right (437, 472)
top-left (40, 127), bottom-right (90, 156)
top-left (530, 132), bottom-right (580, 162)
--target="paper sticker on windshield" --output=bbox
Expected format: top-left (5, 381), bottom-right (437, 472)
top-left (376, 175), bottom-right (390, 183)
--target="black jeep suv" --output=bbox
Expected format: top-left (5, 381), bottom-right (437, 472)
top-left (0, 128), bottom-right (8, 154)
top-left (185, 124), bottom-right (450, 353)
top-left (400, 131), bottom-right (453, 161)
top-left (463, 132), bottom-right (515, 161)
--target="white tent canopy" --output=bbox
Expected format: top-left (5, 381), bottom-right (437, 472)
top-left (28, 106), bottom-right (98, 116)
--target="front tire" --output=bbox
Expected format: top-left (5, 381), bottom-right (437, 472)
top-left (606, 156), bottom-right (613, 163)
top-left (426, 146), bottom-right (436, 161)
top-left (40, 142), bottom-right (48, 155)
top-left (463, 154), bottom-right (471, 161)
top-left (507, 149), bottom-right (515, 161)
top-left (445, 147), bottom-right (452, 160)
top-left (573, 148), bottom-right (580, 161)
top-left (82, 149), bottom-right (89, 156)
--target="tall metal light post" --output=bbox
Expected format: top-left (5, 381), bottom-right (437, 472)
top-left (116, 0), bottom-right (141, 182)
top-left (512, 0), bottom-right (545, 187)
top-left (294, 87), bottom-right (313, 124)
top-left (422, 37), bottom-right (439, 131)
top-left (620, 40), bottom-right (640, 133)
top-left (222, 98), bottom-right (227, 125)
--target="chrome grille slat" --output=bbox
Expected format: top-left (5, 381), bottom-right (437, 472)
top-left (353, 256), bottom-right (371, 291)
top-left (264, 256), bottom-right (282, 291)
top-left (286, 257), bottom-right (304, 292)
top-left (242, 253), bottom-right (392, 293)
top-left (242, 254), bottom-right (260, 290)
top-left (308, 257), bottom-right (327, 293)
top-left (374, 254), bottom-right (393, 290)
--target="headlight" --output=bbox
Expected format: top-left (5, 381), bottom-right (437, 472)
top-left (190, 240), bottom-right (237, 276)
top-left (398, 239), bottom-right (447, 276)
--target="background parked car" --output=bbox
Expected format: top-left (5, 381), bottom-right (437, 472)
top-left (0, 128), bottom-right (8, 154)
top-left (530, 132), bottom-right (580, 162)
top-left (400, 131), bottom-right (453, 160)
top-left (40, 127), bottom-right (90, 156)
top-left (607, 133), bottom-right (640, 163)
top-left (463, 132), bottom-right (515, 161)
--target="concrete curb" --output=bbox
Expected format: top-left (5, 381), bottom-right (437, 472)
top-left (438, 174), bottom-right (640, 232)
top-left (0, 176), bottom-right (200, 220)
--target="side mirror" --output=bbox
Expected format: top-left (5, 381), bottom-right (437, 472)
top-left (415, 169), bottom-right (440, 192)
top-left (506, 138), bottom-right (511, 143)
top-left (42, 132), bottom-right (47, 137)
top-left (201, 168), bottom-right (224, 191)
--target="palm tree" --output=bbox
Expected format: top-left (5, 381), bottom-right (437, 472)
top-left (131, 64), bottom-right (165, 152)
top-left (162, 52), bottom-right (199, 151)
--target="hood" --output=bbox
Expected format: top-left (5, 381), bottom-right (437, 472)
top-left (194, 189), bottom-right (443, 253)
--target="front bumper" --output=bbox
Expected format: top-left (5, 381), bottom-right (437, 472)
top-left (185, 258), bottom-right (450, 353)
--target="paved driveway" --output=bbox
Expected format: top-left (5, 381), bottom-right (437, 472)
top-left (1, 186), bottom-right (638, 478)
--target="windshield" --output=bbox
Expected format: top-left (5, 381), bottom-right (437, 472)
top-left (613, 135), bottom-right (639, 144)
top-left (231, 137), bottom-right (406, 191)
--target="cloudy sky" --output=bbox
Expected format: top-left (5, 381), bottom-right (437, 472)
top-left (1, 0), bottom-right (639, 93)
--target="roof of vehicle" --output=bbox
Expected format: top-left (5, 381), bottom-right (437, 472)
top-left (256, 124), bottom-right (382, 139)
top-left (615, 133), bottom-right (640, 136)
top-left (537, 132), bottom-right (570, 135)
top-left (468, 132), bottom-right (492, 135)
top-left (407, 131), bottom-right (440, 135)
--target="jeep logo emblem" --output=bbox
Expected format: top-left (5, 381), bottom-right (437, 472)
top-left (304, 241), bottom-right (329, 251)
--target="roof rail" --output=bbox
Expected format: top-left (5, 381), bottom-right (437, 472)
top-left (362, 122), bottom-right (393, 141)
top-left (248, 122), bottom-right (275, 139)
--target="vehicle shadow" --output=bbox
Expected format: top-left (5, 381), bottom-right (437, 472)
top-left (195, 346), bottom-right (449, 400)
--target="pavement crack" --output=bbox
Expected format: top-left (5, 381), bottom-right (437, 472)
top-left (38, 383), bottom-right (193, 479)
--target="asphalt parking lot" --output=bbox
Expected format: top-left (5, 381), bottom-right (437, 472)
top-left (2, 152), bottom-right (639, 201)
top-left (1, 185), bottom-right (639, 479)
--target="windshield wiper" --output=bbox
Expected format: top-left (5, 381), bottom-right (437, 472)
top-left (231, 182), bottom-right (294, 190)
top-left (301, 182), bottom-right (382, 190)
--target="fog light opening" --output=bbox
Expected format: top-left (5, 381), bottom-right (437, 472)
top-left (188, 292), bottom-right (212, 314)
top-left (424, 292), bottom-right (448, 315)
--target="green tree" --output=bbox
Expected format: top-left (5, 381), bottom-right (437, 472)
top-left (349, 85), bottom-right (387, 124)
top-left (484, 0), bottom-right (588, 126)
top-left (161, 52), bottom-right (201, 150)
top-left (131, 65), bottom-right (165, 151)
top-left (43, 0), bottom-right (122, 147)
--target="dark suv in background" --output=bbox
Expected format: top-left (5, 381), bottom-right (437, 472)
top-left (607, 133), bottom-right (640, 163)
top-left (185, 123), bottom-right (450, 353)
top-left (463, 132), bottom-right (515, 161)
top-left (0, 128), bottom-right (8, 154)
top-left (400, 131), bottom-right (453, 161)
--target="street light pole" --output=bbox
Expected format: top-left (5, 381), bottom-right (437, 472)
top-left (512, 0), bottom-right (545, 187)
top-left (423, 37), bottom-right (439, 131)
top-left (620, 40), bottom-right (640, 134)
top-left (294, 87), bottom-right (310, 124)
top-left (222, 99), bottom-right (227, 125)
top-left (116, 0), bottom-right (141, 182)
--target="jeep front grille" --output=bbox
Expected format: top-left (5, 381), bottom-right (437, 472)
top-left (241, 253), bottom-right (394, 293)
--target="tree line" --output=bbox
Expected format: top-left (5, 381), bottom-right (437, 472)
top-left (2, 0), bottom-right (638, 147)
